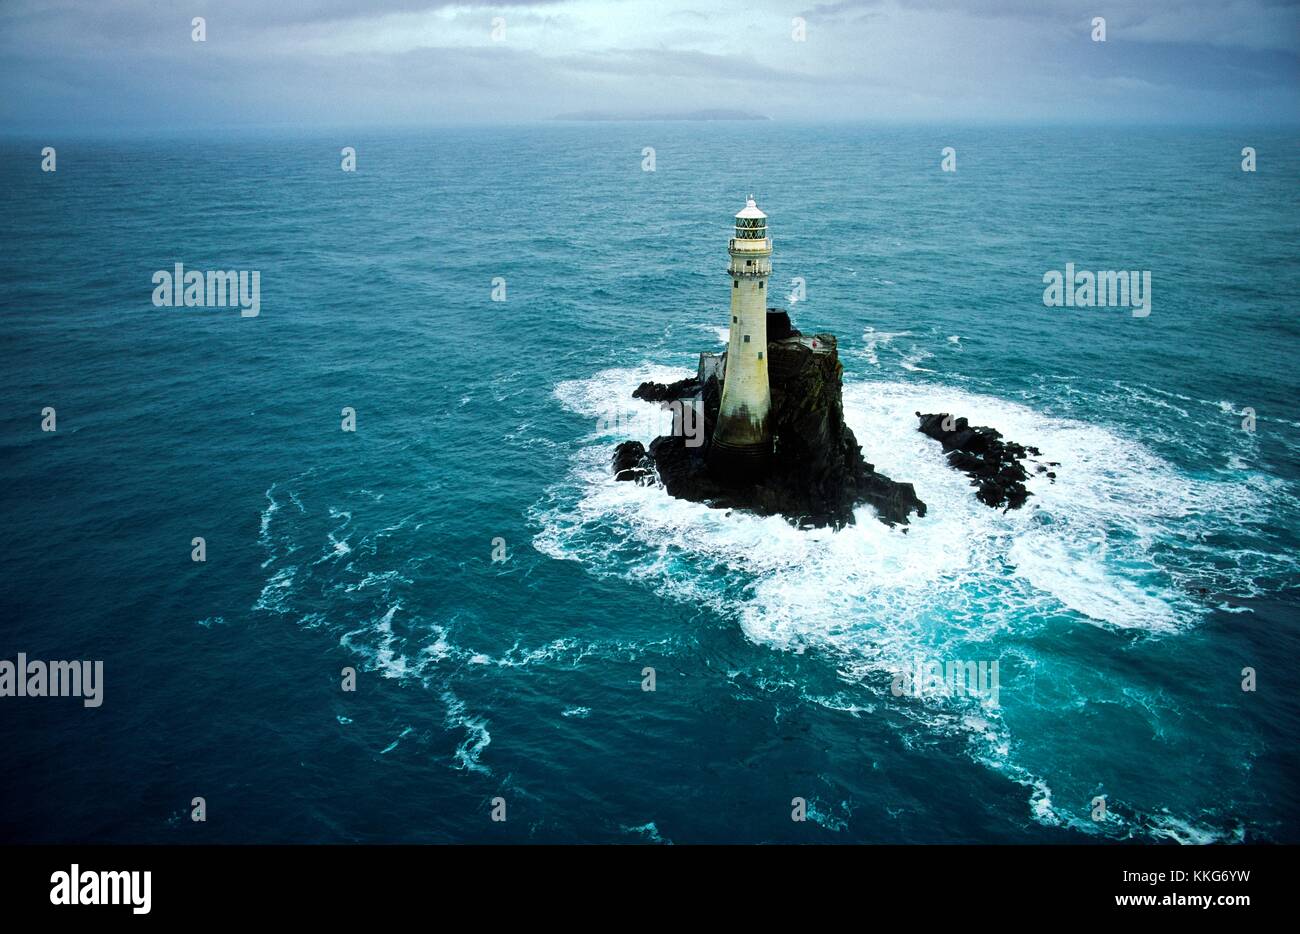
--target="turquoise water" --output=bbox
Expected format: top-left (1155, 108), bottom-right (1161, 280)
top-left (1, 124), bottom-right (1297, 843)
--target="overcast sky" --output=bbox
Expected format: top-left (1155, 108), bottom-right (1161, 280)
top-left (2, 0), bottom-right (1297, 131)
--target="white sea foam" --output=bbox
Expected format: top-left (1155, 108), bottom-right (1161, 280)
top-left (259, 495), bottom-right (278, 539)
top-left (253, 566), bottom-right (297, 614)
top-left (622, 821), bottom-right (669, 844)
top-left (1007, 536), bottom-right (1180, 631)
top-left (860, 327), bottom-right (913, 366)
top-left (535, 365), bottom-right (1281, 837)
top-left (443, 689), bottom-right (492, 775)
top-left (804, 798), bottom-right (850, 832)
top-left (314, 534), bottom-right (352, 565)
top-left (899, 349), bottom-right (934, 372)
top-left (380, 726), bottom-right (415, 755)
top-left (339, 603), bottom-right (420, 681)
top-left (1147, 812), bottom-right (1243, 845)
top-left (542, 371), bottom-right (1256, 641)
top-left (343, 569), bottom-right (409, 593)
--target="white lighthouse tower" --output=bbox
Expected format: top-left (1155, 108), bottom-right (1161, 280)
top-left (710, 196), bottom-right (774, 473)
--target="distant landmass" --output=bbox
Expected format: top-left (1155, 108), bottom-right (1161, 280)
top-left (551, 109), bottom-right (771, 122)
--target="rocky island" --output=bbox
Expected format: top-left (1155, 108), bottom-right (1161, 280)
top-left (612, 309), bottom-right (926, 529)
top-left (915, 412), bottom-right (1055, 510)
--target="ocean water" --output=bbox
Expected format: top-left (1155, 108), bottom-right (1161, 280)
top-left (1, 124), bottom-right (1297, 844)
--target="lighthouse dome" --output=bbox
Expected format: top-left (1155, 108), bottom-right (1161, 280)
top-left (733, 195), bottom-right (768, 243)
top-left (735, 196), bottom-right (766, 220)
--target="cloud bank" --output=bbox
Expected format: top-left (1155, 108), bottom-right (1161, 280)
top-left (1, 0), bottom-right (1296, 130)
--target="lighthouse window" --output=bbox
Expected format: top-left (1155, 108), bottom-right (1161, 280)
top-left (758, 351), bottom-right (763, 360)
top-left (758, 281), bottom-right (764, 289)
top-left (745, 260), bottom-right (752, 266)
top-left (733, 280), bottom-right (738, 288)
top-left (743, 335), bottom-right (751, 343)
top-left (732, 315), bottom-right (737, 323)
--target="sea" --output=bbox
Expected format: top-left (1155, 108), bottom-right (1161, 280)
top-left (1, 123), bottom-right (1297, 843)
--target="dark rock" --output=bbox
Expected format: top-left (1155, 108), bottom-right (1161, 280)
top-left (949, 451), bottom-right (986, 472)
top-left (614, 326), bottom-right (926, 529)
top-left (766, 308), bottom-right (799, 342)
top-left (612, 440), bottom-right (652, 482)
top-left (633, 377), bottom-right (698, 403)
top-left (916, 412), bottom-right (1037, 510)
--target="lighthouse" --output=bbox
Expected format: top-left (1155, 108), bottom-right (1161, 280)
top-left (709, 196), bottom-right (773, 474)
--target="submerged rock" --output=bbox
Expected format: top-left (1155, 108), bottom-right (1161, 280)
top-left (915, 412), bottom-right (1037, 509)
top-left (614, 313), bottom-right (926, 529)
top-left (611, 440), bottom-right (652, 482)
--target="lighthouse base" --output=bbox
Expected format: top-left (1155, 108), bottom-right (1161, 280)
top-left (706, 437), bottom-right (773, 480)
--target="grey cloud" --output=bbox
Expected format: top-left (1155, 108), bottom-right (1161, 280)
top-left (0, 0), bottom-right (1295, 130)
